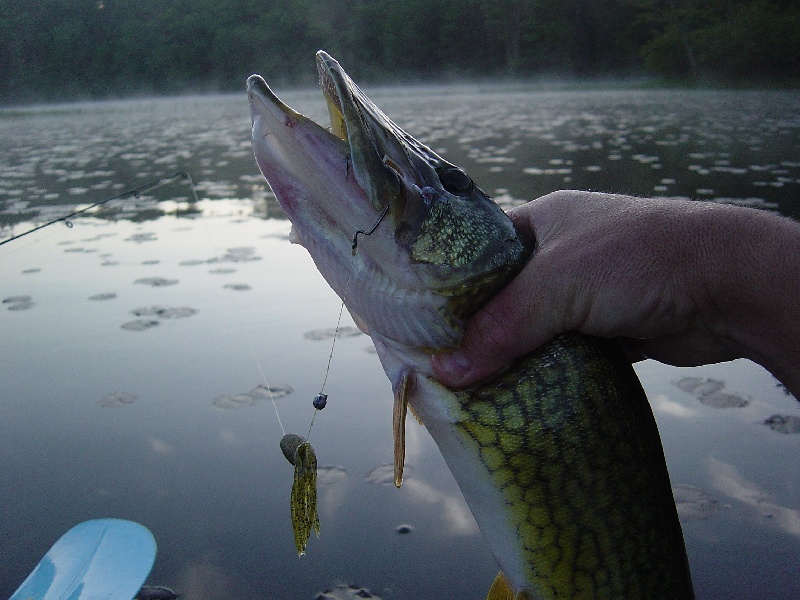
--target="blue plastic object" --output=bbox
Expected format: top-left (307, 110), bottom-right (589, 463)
top-left (10, 518), bottom-right (157, 600)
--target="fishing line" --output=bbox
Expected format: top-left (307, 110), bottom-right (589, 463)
top-left (271, 192), bottom-right (393, 556)
top-left (306, 201), bottom-right (387, 440)
top-left (186, 182), bottom-right (291, 441)
top-left (249, 334), bottom-right (286, 437)
top-left (0, 172), bottom-right (197, 247)
top-left (305, 271), bottom-right (352, 441)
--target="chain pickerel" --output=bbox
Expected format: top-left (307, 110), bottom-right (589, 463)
top-left (248, 52), bottom-right (694, 599)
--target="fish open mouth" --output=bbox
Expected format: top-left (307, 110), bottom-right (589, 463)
top-left (246, 53), bottom-right (449, 347)
top-left (246, 50), bottom-right (460, 243)
top-left (247, 52), bottom-right (527, 350)
top-left (246, 59), bottom-right (373, 248)
top-left (246, 52), bottom-right (350, 145)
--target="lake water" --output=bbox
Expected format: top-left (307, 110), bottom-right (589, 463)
top-left (1, 86), bottom-right (799, 599)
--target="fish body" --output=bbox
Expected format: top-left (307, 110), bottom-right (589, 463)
top-left (248, 52), bottom-right (694, 599)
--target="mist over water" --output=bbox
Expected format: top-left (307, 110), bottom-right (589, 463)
top-left (1, 87), bottom-right (799, 599)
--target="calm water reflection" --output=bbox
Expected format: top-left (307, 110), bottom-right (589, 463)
top-left (1, 87), bottom-right (799, 599)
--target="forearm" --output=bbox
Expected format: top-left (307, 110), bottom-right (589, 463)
top-left (433, 192), bottom-right (800, 395)
top-left (694, 204), bottom-right (800, 399)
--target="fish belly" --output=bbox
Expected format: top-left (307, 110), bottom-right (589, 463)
top-left (419, 333), bottom-right (694, 599)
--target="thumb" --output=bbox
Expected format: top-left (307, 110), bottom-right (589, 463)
top-left (431, 196), bottom-right (561, 388)
top-left (431, 280), bottom-right (553, 388)
top-left (431, 308), bottom-right (511, 388)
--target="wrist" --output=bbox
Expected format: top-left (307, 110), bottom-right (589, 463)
top-left (694, 203), bottom-right (800, 397)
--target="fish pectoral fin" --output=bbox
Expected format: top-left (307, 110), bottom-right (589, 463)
top-left (392, 370), bottom-right (413, 488)
top-left (486, 571), bottom-right (522, 600)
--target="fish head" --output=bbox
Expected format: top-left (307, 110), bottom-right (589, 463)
top-left (248, 51), bottom-right (529, 350)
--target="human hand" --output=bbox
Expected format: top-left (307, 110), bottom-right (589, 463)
top-left (432, 190), bottom-right (789, 389)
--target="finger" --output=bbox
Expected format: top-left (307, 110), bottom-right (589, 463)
top-left (431, 303), bottom-right (519, 388)
top-left (432, 266), bottom-right (557, 388)
top-left (431, 195), bottom-right (576, 388)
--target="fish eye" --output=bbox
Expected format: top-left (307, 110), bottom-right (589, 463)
top-left (438, 167), bottom-right (474, 196)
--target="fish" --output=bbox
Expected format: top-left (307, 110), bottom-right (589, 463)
top-left (247, 52), bottom-right (694, 599)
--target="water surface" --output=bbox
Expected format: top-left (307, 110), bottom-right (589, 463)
top-left (1, 87), bottom-right (799, 599)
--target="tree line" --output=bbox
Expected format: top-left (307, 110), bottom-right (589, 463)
top-left (1, 0), bottom-right (798, 103)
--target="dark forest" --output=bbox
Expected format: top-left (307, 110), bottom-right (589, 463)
top-left (2, 0), bottom-right (799, 103)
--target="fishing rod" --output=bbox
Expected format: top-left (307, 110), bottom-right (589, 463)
top-left (0, 171), bottom-right (198, 247)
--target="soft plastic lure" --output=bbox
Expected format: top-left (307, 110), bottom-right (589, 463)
top-left (280, 433), bottom-right (320, 555)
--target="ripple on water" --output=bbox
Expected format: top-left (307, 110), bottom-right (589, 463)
top-left (212, 393), bottom-right (256, 410)
top-left (314, 584), bottom-right (382, 600)
top-left (674, 376), bottom-right (750, 408)
top-left (98, 391), bottom-right (138, 407)
top-left (675, 377), bottom-right (724, 396)
top-left (674, 484), bottom-right (718, 521)
top-left (134, 277), bottom-right (179, 287)
top-left (125, 232), bottom-right (158, 243)
top-left (764, 414), bottom-right (800, 434)
top-left (248, 383), bottom-right (293, 399)
top-left (207, 246), bottom-right (262, 264)
top-left (304, 326), bottom-right (363, 341)
top-left (395, 524), bottom-right (413, 534)
top-left (223, 283), bottom-right (251, 291)
top-left (121, 319), bottom-right (160, 331)
top-left (213, 383), bottom-right (293, 409)
top-left (131, 305), bottom-right (197, 319)
top-left (89, 292), bottom-right (117, 301)
top-left (696, 391), bottom-right (750, 408)
top-left (3, 295), bottom-right (35, 311)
